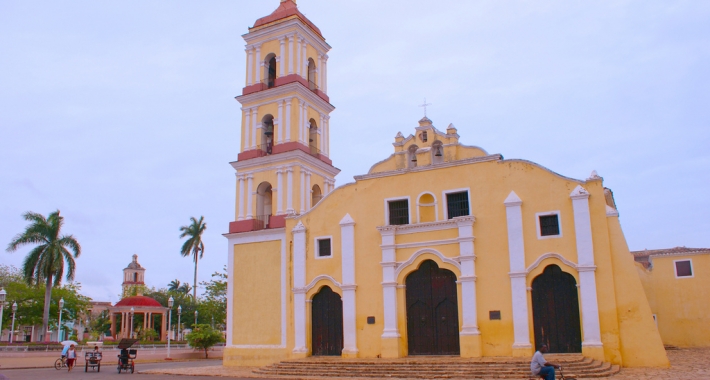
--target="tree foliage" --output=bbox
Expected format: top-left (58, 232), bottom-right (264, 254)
top-left (179, 216), bottom-right (206, 299)
top-left (186, 323), bottom-right (224, 358)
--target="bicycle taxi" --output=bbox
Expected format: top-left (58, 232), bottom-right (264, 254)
top-left (116, 338), bottom-right (138, 374)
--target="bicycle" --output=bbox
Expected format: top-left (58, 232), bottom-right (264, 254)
top-left (54, 356), bottom-right (67, 370)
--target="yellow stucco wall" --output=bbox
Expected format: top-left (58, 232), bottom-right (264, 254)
top-left (637, 253), bottom-right (710, 348)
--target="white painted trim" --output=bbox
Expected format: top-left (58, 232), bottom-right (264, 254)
top-left (442, 188), bottom-right (472, 220)
top-left (416, 191), bottom-right (438, 223)
top-left (301, 274), bottom-right (342, 294)
top-left (673, 259), bottom-right (694, 278)
top-left (523, 252), bottom-right (579, 274)
top-left (384, 196), bottom-right (411, 226)
top-left (394, 248), bottom-right (461, 278)
top-left (376, 217), bottom-right (468, 236)
top-left (384, 238), bottom-right (462, 250)
top-left (314, 236), bottom-right (333, 259)
top-left (535, 211), bottom-right (563, 240)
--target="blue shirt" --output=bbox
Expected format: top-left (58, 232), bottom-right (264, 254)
top-left (61, 345), bottom-right (69, 356)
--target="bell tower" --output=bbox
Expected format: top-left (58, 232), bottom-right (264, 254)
top-left (229, 0), bottom-right (339, 233)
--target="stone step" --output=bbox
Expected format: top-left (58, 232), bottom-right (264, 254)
top-left (254, 357), bottom-right (620, 379)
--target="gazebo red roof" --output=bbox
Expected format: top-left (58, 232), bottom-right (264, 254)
top-left (252, 0), bottom-right (323, 38)
top-left (114, 296), bottom-right (163, 308)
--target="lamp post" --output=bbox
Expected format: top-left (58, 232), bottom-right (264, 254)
top-left (58, 298), bottom-right (65, 342)
top-left (167, 296), bottom-right (173, 359)
top-left (9, 302), bottom-right (18, 343)
top-left (0, 289), bottom-right (6, 340)
top-left (194, 310), bottom-right (198, 327)
top-left (177, 306), bottom-right (182, 341)
top-left (129, 307), bottom-right (135, 339)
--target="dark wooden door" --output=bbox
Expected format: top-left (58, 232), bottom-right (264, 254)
top-left (532, 265), bottom-right (582, 353)
top-left (311, 286), bottom-right (343, 356)
top-left (406, 260), bottom-right (460, 355)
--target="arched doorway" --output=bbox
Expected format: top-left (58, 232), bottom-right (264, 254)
top-left (311, 286), bottom-right (343, 356)
top-left (531, 265), bottom-right (582, 353)
top-left (256, 182), bottom-right (273, 228)
top-left (405, 260), bottom-right (460, 355)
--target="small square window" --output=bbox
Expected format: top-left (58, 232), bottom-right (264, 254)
top-left (446, 191), bottom-right (470, 219)
top-left (539, 215), bottom-right (560, 236)
top-left (317, 238), bottom-right (331, 258)
top-left (675, 260), bottom-right (693, 278)
top-left (489, 311), bottom-right (501, 320)
top-left (388, 199), bottom-right (409, 225)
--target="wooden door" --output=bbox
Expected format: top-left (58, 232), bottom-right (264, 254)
top-left (406, 260), bottom-right (460, 355)
top-left (532, 265), bottom-right (582, 353)
top-left (311, 286), bottom-right (343, 356)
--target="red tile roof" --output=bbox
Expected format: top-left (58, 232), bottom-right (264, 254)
top-left (252, 0), bottom-right (323, 38)
top-left (114, 296), bottom-right (163, 308)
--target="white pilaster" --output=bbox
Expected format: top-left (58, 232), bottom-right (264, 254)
top-left (279, 38), bottom-right (286, 77)
top-left (301, 39), bottom-right (308, 78)
top-left (255, 45), bottom-right (261, 83)
top-left (244, 108), bottom-right (251, 151)
top-left (339, 214), bottom-right (358, 355)
top-left (246, 46), bottom-right (253, 86)
top-left (297, 100), bottom-right (303, 143)
top-left (456, 216), bottom-right (480, 336)
top-left (246, 175), bottom-right (254, 219)
top-left (299, 169), bottom-right (306, 214)
top-left (285, 98), bottom-right (292, 142)
top-left (288, 35), bottom-right (294, 75)
top-left (324, 116), bottom-right (330, 156)
top-left (276, 168), bottom-right (284, 215)
top-left (286, 167), bottom-right (294, 214)
top-left (379, 227), bottom-right (400, 339)
top-left (323, 54), bottom-right (328, 93)
top-left (237, 175), bottom-right (245, 220)
top-left (251, 107), bottom-right (258, 149)
top-left (292, 222), bottom-right (308, 353)
top-left (277, 101), bottom-right (284, 143)
top-left (570, 185), bottom-right (603, 348)
top-left (295, 36), bottom-right (302, 77)
top-left (319, 113), bottom-right (325, 153)
top-left (504, 191), bottom-right (532, 350)
top-left (305, 171), bottom-right (312, 210)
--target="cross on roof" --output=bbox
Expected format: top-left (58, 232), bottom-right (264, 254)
top-left (419, 98), bottom-right (432, 117)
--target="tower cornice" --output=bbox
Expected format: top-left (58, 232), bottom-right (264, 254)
top-left (243, 18), bottom-right (331, 53)
top-left (236, 81), bottom-right (335, 112)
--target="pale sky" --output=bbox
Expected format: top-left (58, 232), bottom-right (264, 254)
top-left (1, 1), bottom-right (708, 303)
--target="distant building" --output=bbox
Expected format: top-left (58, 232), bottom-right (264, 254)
top-left (632, 247), bottom-right (710, 347)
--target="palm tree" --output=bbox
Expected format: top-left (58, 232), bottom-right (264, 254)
top-left (178, 282), bottom-right (192, 295)
top-left (168, 279), bottom-right (181, 292)
top-left (179, 216), bottom-right (206, 299)
top-left (6, 210), bottom-right (81, 342)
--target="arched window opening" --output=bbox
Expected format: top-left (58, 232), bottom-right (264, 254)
top-left (261, 114), bottom-right (274, 154)
top-left (133, 273), bottom-right (137, 282)
top-left (256, 182), bottom-right (273, 228)
top-left (432, 140), bottom-right (444, 164)
top-left (308, 58), bottom-right (317, 90)
top-left (312, 184), bottom-right (322, 207)
top-left (420, 131), bottom-right (428, 142)
top-left (309, 119), bottom-right (318, 155)
top-left (264, 53), bottom-right (277, 88)
top-left (418, 193), bottom-right (436, 223)
top-left (408, 145), bottom-right (419, 168)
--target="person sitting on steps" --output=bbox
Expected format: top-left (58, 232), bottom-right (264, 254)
top-left (531, 344), bottom-right (560, 380)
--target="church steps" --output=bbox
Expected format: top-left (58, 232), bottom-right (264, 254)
top-left (254, 356), bottom-right (620, 379)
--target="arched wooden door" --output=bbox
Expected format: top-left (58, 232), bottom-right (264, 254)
top-left (532, 265), bottom-right (582, 353)
top-left (406, 260), bottom-right (460, 355)
top-left (311, 286), bottom-right (343, 356)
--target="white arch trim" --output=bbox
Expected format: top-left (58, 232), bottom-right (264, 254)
top-left (303, 274), bottom-right (342, 294)
top-left (525, 252), bottom-right (577, 274)
top-left (394, 248), bottom-right (461, 278)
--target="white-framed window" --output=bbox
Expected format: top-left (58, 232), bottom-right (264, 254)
top-left (536, 211), bottom-right (562, 239)
top-left (384, 196), bottom-right (410, 225)
top-left (442, 188), bottom-right (471, 219)
top-left (314, 236), bottom-right (333, 259)
top-left (674, 259), bottom-right (693, 278)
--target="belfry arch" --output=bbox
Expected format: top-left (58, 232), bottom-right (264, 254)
top-left (256, 181), bottom-right (273, 227)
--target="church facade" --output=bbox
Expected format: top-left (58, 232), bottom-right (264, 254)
top-left (224, 0), bottom-right (669, 368)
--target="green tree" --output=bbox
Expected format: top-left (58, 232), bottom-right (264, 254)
top-left (179, 216), bottom-right (206, 299)
top-left (5, 211), bottom-right (82, 342)
top-left (89, 310), bottom-right (112, 340)
top-left (198, 266), bottom-right (227, 329)
top-left (186, 324), bottom-right (224, 358)
top-left (168, 279), bottom-right (181, 292)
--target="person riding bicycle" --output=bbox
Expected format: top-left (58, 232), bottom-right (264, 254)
top-left (531, 344), bottom-right (560, 380)
top-left (61, 344), bottom-right (69, 360)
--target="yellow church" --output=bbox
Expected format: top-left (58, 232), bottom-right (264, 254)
top-left (224, 0), bottom-right (669, 369)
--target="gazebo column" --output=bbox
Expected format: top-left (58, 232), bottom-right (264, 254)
top-left (161, 312), bottom-right (167, 341)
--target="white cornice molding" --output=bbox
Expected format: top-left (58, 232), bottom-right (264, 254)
top-left (504, 191), bottom-right (523, 207)
top-left (222, 228), bottom-right (286, 242)
top-left (525, 252), bottom-right (579, 274)
top-left (394, 248), bottom-right (462, 278)
top-left (357, 154), bottom-right (503, 181)
top-left (230, 149), bottom-right (341, 178)
top-left (339, 213), bottom-right (355, 226)
top-left (605, 205), bottom-right (619, 217)
top-left (300, 274), bottom-right (342, 294)
top-left (292, 221), bottom-right (306, 233)
top-left (376, 218), bottom-right (462, 236)
top-left (243, 18), bottom-right (331, 52)
top-left (236, 82), bottom-right (335, 112)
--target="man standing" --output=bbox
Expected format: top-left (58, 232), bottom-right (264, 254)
top-left (531, 344), bottom-right (559, 380)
